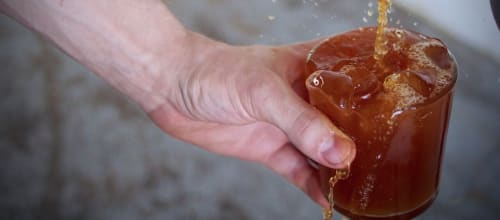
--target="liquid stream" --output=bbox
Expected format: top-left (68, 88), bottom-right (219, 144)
top-left (323, 168), bottom-right (350, 220)
top-left (323, 1), bottom-right (392, 219)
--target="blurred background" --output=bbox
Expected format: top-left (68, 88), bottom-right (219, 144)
top-left (1, 0), bottom-right (499, 219)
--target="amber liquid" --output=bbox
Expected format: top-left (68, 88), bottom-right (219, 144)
top-left (306, 27), bottom-right (457, 219)
top-left (374, 0), bottom-right (392, 62)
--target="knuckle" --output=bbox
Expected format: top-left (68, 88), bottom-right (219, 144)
top-left (267, 148), bottom-right (310, 186)
top-left (244, 74), bottom-right (284, 118)
top-left (285, 159), bottom-right (310, 185)
top-left (290, 109), bottom-right (320, 139)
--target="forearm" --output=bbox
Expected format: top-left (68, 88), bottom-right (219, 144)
top-left (0, 0), bottom-right (191, 111)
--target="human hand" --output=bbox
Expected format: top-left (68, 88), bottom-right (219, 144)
top-left (0, 0), bottom-right (355, 206)
top-left (148, 33), bottom-right (356, 206)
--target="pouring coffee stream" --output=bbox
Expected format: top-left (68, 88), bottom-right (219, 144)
top-left (320, 1), bottom-right (392, 219)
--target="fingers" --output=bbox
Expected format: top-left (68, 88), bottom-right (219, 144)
top-left (256, 79), bottom-right (356, 169)
top-left (262, 144), bottom-right (328, 207)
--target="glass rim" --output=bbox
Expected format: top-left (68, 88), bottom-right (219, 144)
top-left (305, 27), bottom-right (458, 107)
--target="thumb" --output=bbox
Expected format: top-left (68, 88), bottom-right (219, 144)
top-left (257, 80), bottom-right (356, 169)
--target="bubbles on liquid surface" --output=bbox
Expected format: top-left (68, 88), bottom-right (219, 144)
top-left (374, 29), bottom-right (456, 111)
top-left (394, 29), bottom-right (404, 38)
top-left (384, 72), bottom-right (426, 110)
top-left (307, 28), bottom-right (456, 116)
top-left (408, 39), bottom-right (455, 98)
top-left (424, 44), bottom-right (453, 70)
top-left (358, 174), bottom-right (376, 211)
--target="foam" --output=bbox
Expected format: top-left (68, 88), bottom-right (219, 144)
top-left (394, 29), bottom-right (404, 39)
top-left (381, 36), bottom-right (455, 111)
top-left (383, 73), bottom-right (426, 109)
top-left (408, 39), bottom-right (455, 98)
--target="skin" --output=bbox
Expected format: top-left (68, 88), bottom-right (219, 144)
top-left (0, 0), bottom-right (356, 207)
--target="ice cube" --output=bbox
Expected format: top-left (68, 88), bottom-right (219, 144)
top-left (341, 65), bottom-right (381, 100)
top-left (306, 70), bottom-right (354, 109)
top-left (402, 70), bottom-right (437, 97)
top-left (424, 44), bottom-right (453, 70)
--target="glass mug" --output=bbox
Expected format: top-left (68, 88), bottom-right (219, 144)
top-left (305, 27), bottom-right (457, 219)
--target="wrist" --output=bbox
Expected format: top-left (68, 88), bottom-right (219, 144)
top-left (1, 0), bottom-right (196, 113)
top-left (144, 31), bottom-right (228, 113)
top-left (120, 26), bottom-right (191, 112)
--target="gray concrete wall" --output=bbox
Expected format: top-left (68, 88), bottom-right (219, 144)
top-left (1, 0), bottom-right (499, 219)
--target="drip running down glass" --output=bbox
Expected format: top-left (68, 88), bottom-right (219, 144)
top-left (322, 168), bottom-right (350, 220)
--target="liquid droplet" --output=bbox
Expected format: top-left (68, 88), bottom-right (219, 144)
top-left (323, 167), bottom-right (350, 220)
top-left (367, 9), bottom-right (374, 17)
top-left (312, 75), bottom-right (324, 87)
top-left (395, 29), bottom-right (404, 38)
